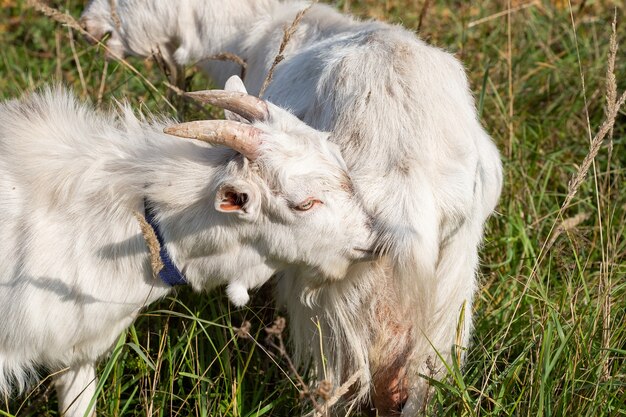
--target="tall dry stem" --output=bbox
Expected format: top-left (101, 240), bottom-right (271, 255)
top-left (259, 3), bottom-right (314, 97)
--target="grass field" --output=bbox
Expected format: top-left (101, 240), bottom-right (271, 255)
top-left (1, 0), bottom-right (625, 416)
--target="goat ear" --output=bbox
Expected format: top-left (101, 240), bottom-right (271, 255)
top-left (215, 181), bottom-right (259, 220)
top-left (225, 75), bottom-right (248, 94)
top-left (224, 76), bottom-right (249, 123)
top-left (217, 189), bottom-right (248, 212)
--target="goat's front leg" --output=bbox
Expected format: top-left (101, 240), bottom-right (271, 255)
top-left (55, 363), bottom-right (97, 417)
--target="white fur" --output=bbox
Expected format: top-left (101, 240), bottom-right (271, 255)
top-left (0, 85), bottom-right (372, 416)
top-left (81, 1), bottom-right (504, 414)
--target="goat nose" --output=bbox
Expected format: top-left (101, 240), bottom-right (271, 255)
top-left (79, 17), bottom-right (109, 45)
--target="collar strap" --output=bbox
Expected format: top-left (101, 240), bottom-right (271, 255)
top-left (144, 199), bottom-right (188, 287)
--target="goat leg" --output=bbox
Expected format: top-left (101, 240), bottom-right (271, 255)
top-left (54, 363), bottom-right (97, 417)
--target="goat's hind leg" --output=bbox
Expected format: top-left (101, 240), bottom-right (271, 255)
top-left (54, 363), bottom-right (97, 417)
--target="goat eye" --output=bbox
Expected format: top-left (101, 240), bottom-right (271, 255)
top-left (294, 198), bottom-right (320, 212)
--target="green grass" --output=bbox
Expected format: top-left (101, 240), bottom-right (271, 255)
top-left (1, 0), bottom-right (625, 416)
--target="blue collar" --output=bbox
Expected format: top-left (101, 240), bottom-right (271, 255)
top-left (144, 200), bottom-right (188, 287)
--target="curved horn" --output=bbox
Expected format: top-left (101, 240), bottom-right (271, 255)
top-left (164, 120), bottom-right (263, 160)
top-left (185, 90), bottom-right (269, 122)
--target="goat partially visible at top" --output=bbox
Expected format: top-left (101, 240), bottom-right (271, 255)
top-left (81, 0), bottom-right (504, 415)
top-left (0, 81), bottom-right (373, 417)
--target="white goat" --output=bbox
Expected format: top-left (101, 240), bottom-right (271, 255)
top-left (0, 82), bottom-right (373, 417)
top-left (81, 1), bottom-right (504, 414)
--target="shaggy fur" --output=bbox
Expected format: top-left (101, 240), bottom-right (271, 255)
top-left (0, 85), bottom-right (372, 417)
top-left (81, 1), bottom-right (504, 414)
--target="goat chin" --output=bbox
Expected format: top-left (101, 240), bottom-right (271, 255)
top-left (79, 0), bottom-right (504, 414)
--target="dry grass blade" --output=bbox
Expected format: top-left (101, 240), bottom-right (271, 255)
top-left (96, 59), bottom-right (108, 107)
top-left (563, 89), bottom-right (626, 210)
top-left (467, 1), bottom-right (539, 28)
top-left (163, 82), bottom-right (212, 118)
top-left (133, 211), bottom-right (164, 279)
top-left (545, 212), bottom-right (590, 250)
top-left (323, 368), bottom-right (364, 410)
top-left (67, 26), bottom-right (86, 97)
top-left (26, 0), bottom-right (83, 31)
top-left (196, 52), bottom-right (247, 80)
top-left (54, 28), bottom-right (62, 79)
top-left (199, 52), bottom-right (246, 68)
top-left (258, 2), bottom-right (315, 97)
top-left (417, 0), bottom-right (431, 33)
top-left (605, 9), bottom-right (618, 149)
top-left (163, 81), bottom-right (186, 97)
top-left (108, 0), bottom-right (121, 31)
top-left (507, 0), bottom-right (514, 158)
